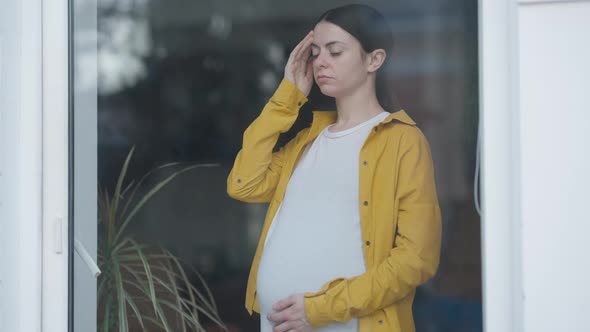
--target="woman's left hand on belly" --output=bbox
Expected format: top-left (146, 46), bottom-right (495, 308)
top-left (267, 293), bottom-right (314, 332)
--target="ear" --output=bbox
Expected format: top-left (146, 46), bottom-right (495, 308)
top-left (366, 49), bottom-right (386, 73)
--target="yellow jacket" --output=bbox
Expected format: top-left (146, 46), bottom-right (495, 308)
top-left (227, 79), bottom-right (441, 332)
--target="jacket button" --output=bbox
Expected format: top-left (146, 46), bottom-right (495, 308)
top-left (363, 160), bottom-right (368, 166)
top-left (298, 101), bottom-right (302, 106)
top-left (366, 241), bottom-right (371, 246)
top-left (237, 179), bottom-right (242, 183)
top-left (374, 127), bottom-right (378, 132)
top-left (378, 319), bottom-right (383, 324)
top-left (363, 201), bottom-right (368, 206)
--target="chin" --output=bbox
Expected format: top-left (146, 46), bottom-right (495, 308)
top-left (317, 84), bottom-right (342, 98)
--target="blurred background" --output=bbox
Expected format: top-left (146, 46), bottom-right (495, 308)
top-left (83, 0), bottom-right (481, 330)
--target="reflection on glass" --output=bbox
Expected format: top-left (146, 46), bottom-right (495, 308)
top-left (75, 0), bottom-right (482, 331)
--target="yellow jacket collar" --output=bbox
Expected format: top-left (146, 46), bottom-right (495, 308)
top-left (309, 109), bottom-right (416, 136)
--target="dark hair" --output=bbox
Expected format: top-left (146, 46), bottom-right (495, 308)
top-left (316, 4), bottom-right (400, 112)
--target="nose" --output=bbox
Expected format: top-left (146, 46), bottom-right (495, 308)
top-left (313, 52), bottom-right (328, 70)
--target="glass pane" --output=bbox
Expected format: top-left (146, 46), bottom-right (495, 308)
top-left (72, 0), bottom-right (98, 331)
top-left (73, 0), bottom-right (481, 331)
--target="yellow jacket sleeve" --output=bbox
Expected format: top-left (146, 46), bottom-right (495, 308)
top-left (304, 127), bottom-right (442, 327)
top-left (227, 79), bottom-right (308, 203)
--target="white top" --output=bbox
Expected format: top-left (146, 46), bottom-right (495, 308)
top-left (257, 111), bottom-right (390, 332)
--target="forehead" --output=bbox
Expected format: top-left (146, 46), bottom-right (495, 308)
top-left (312, 21), bottom-right (358, 47)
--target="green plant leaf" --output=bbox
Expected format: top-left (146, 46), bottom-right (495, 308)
top-left (111, 146), bottom-right (135, 227)
top-left (119, 266), bottom-right (173, 332)
top-left (113, 243), bottom-right (152, 256)
top-left (167, 251), bottom-right (219, 313)
top-left (120, 179), bottom-right (136, 199)
top-left (101, 294), bottom-right (112, 332)
top-left (116, 253), bottom-right (172, 263)
top-left (125, 259), bottom-right (213, 313)
top-left (121, 262), bottom-right (226, 331)
top-left (119, 162), bottom-right (181, 221)
top-left (113, 261), bottom-right (129, 332)
top-left (123, 289), bottom-right (145, 330)
top-left (129, 241), bottom-right (157, 315)
top-left (141, 314), bottom-right (167, 330)
top-left (157, 299), bottom-right (207, 330)
top-left (98, 153), bottom-right (225, 331)
top-left (122, 247), bottom-right (218, 315)
top-left (113, 163), bottom-right (219, 244)
top-left (97, 271), bottom-right (108, 301)
top-left (133, 271), bottom-right (225, 330)
top-left (164, 258), bottom-right (188, 332)
top-left (123, 242), bottom-right (173, 331)
top-left (110, 238), bottom-right (131, 257)
top-left (117, 252), bottom-right (226, 330)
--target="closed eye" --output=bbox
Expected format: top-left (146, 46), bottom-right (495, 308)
top-left (310, 51), bottom-right (342, 58)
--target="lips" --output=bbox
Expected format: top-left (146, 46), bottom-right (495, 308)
top-left (316, 75), bottom-right (333, 83)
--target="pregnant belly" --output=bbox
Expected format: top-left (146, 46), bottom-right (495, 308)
top-left (256, 211), bottom-right (366, 329)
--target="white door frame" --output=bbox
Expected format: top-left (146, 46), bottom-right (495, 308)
top-left (479, 1), bottom-right (524, 331)
top-left (0, 0), bottom-right (44, 331)
top-left (41, 0), bottom-right (70, 331)
top-left (0, 0), bottom-right (70, 331)
top-left (479, 0), bottom-right (523, 331)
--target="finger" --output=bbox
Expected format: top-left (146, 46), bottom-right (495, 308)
top-left (288, 32), bottom-right (309, 62)
top-left (273, 296), bottom-right (295, 311)
top-left (292, 31), bottom-right (314, 62)
top-left (305, 58), bottom-right (314, 78)
top-left (267, 308), bottom-right (288, 322)
top-left (294, 33), bottom-right (314, 62)
top-left (293, 31), bottom-right (313, 58)
top-left (273, 317), bottom-right (306, 332)
top-left (272, 319), bottom-right (295, 332)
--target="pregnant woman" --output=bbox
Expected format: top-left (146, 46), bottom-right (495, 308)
top-left (227, 4), bottom-right (441, 332)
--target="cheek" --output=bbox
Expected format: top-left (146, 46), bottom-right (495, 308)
top-left (336, 58), bottom-right (364, 81)
top-left (338, 53), bottom-right (363, 69)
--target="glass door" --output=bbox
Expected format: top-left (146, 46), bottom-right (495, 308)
top-left (70, 1), bottom-right (483, 331)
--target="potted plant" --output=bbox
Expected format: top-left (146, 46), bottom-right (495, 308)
top-left (97, 147), bottom-right (226, 331)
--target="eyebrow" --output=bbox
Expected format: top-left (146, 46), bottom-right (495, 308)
top-left (311, 41), bottom-right (346, 48)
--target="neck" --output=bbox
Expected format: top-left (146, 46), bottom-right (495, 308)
top-left (333, 80), bottom-right (384, 130)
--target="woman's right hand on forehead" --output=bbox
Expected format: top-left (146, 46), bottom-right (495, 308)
top-left (284, 31), bottom-right (314, 97)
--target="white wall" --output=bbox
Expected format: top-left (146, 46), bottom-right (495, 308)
top-left (518, 1), bottom-right (590, 330)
